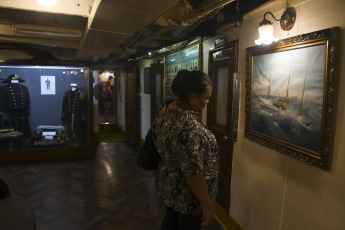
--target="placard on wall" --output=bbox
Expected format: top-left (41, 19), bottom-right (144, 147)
top-left (164, 43), bottom-right (201, 101)
top-left (41, 76), bottom-right (56, 95)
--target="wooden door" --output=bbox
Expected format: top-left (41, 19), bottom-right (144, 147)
top-left (125, 67), bottom-right (137, 145)
top-left (207, 40), bottom-right (238, 213)
top-left (150, 64), bottom-right (163, 123)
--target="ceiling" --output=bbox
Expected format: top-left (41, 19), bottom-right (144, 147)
top-left (0, 0), bottom-right (270, 67)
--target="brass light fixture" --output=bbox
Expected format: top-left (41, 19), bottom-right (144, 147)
top-left (255, 7), bottom-right (296, 45)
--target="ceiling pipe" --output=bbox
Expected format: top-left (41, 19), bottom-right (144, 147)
top-left (126, 0), bottom-right (235, 49)
top-left (181, 0), bottom-right (235, 26)
top-left (11, 24), bottom-right (82, 39)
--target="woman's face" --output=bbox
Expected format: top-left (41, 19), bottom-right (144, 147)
top-left (190, 86), bottom-right (212, 112)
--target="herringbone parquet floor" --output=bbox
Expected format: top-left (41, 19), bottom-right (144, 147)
top-left (0, 141), bottom-right (219, 230)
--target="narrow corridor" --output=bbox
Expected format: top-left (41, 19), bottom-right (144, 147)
top-left (0, 141), bottom-right (219, 229)
top-left (0, 142), bottom-right (162, 229)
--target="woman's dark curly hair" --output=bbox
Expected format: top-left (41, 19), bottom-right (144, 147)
top-left (171, 70), bottom-right (212, 101)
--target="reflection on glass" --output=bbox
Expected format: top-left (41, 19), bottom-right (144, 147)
top-left (216, 67), bottom-right (228, 126)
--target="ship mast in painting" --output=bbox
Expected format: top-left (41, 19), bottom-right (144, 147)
top-left (255, 65), bottom-right (312, 126)
top-left (267, 65), bottom-right (271, 99)
top-left (300, 68), bottom-right (307, 115)
top-left (276, 66), bottom-right (291, 110)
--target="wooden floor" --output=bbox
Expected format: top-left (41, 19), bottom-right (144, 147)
top-left (0, 141), bottom-right (220, 230)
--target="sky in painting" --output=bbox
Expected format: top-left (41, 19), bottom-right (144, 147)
top-left (253, 43), bottom-right (326, 104)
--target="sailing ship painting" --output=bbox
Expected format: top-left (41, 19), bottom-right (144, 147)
top-left (251, 44), bottom-right (326, 154)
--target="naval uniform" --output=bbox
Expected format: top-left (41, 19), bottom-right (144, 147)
top-left (61, 89), bottom-right (86, 143)
top-left (0, 83), bottom-right (31, 136)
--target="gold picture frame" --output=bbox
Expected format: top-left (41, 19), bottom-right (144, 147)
top-left (245, 27), bottom-right (339, 170)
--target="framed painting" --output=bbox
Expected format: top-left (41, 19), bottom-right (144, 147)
top-left (245, 27), bottom-right (339, 170)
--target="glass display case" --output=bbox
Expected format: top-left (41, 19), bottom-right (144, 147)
top-left (0, 65), bottom-right (94, 162)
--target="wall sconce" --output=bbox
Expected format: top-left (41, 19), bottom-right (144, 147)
top-left (255, 7), bottom-right (296, 45)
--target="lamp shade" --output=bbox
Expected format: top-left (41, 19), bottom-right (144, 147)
top-left (37, 0), bottom-right (58, 7)
top-left (255, 24), bottom-right (278, 45)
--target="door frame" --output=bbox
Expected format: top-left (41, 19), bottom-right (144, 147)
top-left (98, 70), bottom-right (117, 124)
top-left (207, 39), bottom-right (239, 213)
top-left (125, 66), bottom-right (138, 145)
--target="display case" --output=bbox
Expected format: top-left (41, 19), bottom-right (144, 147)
top-left (0, 65), bottom-right (94, 162)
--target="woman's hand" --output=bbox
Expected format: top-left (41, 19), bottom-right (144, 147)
top-left (202, 203), bottom-right (215, 225)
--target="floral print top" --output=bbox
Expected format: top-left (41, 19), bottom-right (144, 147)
top-left (151, 101), bottom-right (219, 215)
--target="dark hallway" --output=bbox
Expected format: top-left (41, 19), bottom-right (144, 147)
top-left (0, 141), bottom-right (220, 229)
top-left (0, 142), bottom-right (163, 229)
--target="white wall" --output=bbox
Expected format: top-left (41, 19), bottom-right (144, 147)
top-left (139, 59), bottom-right (153, 139)
top-left (204, 0), bottom-right (345, 229)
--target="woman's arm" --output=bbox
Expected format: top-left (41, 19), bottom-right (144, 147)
top-left (107, 82), bottom-right (113, 94)
top-left (186, 171), bottom-right (214, 226)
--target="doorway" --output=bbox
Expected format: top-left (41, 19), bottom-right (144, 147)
top-left (125, 66), bottom-right (140, 145)
top-left (98, 71), bottom-right (115, 124)
top-left (207, 40), bottom-right (239, 213)
top-left (150, 64), bottom-right (164, 123)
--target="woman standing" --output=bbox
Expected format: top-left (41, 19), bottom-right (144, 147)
top-left (151, 70), bottom-right (219, 229)
top-left (104, 76), bottom-right (113, 111)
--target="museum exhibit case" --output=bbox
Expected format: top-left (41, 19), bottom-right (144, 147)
top-left (0, 65), bottom-right (95, 162)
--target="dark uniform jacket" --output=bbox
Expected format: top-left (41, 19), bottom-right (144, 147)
top-left (0, 83), bottom-right (30, 117)
top-left (61, 89), bottom-right (86, 140)
top-left (0, 83), bottom-right (31, 136)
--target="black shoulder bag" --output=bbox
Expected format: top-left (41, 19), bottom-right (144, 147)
top-left (137, 128), bottom-right (161, 171)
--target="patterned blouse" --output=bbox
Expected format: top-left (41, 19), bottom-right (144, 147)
top-left (151, 101), bottom-right (219, 215)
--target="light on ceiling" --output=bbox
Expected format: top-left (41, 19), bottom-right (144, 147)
top-left (255, 7), bottom-right (296, 45)
top-left (37, 0), bottom-right (58, 7)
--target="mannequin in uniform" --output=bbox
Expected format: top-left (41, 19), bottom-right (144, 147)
top-left (61, 85), bottom-right (86, 144)
top-left (0, 74), bottom-right (31, 136)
